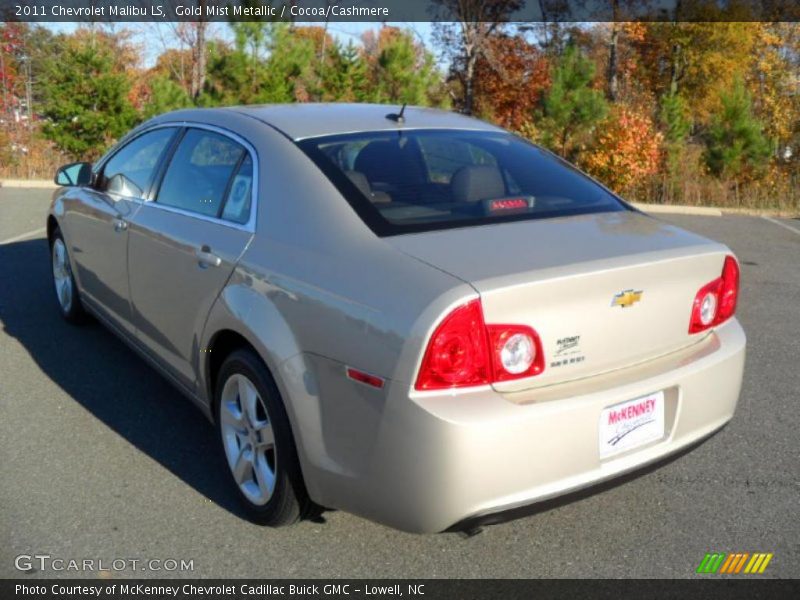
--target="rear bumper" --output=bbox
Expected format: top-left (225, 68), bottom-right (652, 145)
top-left (301, 319), bottom-right (746, 533)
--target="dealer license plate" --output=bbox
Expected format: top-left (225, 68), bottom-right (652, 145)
top-left (599, 391), bottom-right (665, 458)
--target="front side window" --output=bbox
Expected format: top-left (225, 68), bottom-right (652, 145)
top-left (156, 129), bottom-right (249, 219)
top-left (299, 130), bottom-right (626, 236)
top-left (100, 128), bottom-right (177, 198)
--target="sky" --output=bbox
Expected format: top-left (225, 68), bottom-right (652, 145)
top-left (43, 21), bottom-right (436, 68)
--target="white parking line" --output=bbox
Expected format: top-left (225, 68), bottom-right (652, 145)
top-left (0, 227), bottom-right (46, 245)
top-left (761, 215), bottom-right (800, 238)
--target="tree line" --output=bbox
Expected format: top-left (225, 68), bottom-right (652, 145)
top-left (0, 18), bottom-right (798, 211)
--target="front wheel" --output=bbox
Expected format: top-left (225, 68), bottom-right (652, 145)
top-left (50, 228), bottom-right (87, 323)
top-left (215, 349), bottom-right (313, 526)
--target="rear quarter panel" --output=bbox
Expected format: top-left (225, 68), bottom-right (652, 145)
top-left (196, 116), bottom-right (472, 496)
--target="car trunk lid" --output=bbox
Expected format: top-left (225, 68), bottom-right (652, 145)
top-left (386, 211), bottom-right (730, 392)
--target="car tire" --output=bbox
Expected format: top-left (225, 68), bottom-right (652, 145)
top-left (50, 227), bottom-right (87, 324)
top-left (215, 349), bottom-right (313, 526)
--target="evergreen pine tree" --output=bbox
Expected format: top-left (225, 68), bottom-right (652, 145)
top-left (142, 76), bottom-right (192, 119)
top-left (705, 78), bottom-right (771, 180)
top-left (659, 89), bottom-right (692, 190)
top-left (537, 44), bottom-right (608, 159)
top-left (38, 35), bottom-right (136, 159)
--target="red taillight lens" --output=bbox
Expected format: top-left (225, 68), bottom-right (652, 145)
top-left (415, 299), bottom-right (545, 390)
top-left (415, 299), bottom-right (491, 390)
top-left (689, 255), bottom-right (740, 334)
top-left (718, 255), bottom-right (740, 322)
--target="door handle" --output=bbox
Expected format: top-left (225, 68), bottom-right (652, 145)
top-left (113, 219), bottom-right (128, 232)
top-left (196, 245), bottom-right (221, 269)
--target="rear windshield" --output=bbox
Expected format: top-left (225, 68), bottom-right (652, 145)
top-left (298, 129), bottom-right (627, 236)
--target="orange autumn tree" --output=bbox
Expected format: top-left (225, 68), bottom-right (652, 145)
top-left (0, 23), bottom-right (25, 114)
top-left (293, 25), bottom-right (335, 56)
top-left (583, 105), bottom-right (662, 197)
top-left (632, 22), bottom-right (763, 124)
top-left (472, 34), bottom-right (549, 131)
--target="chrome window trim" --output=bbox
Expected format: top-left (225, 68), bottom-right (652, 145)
top-left (131, 121), bottom-right (259, 234)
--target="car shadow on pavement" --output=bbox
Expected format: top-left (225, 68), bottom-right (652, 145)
top-left (0, 237), bottom-right (249, 520)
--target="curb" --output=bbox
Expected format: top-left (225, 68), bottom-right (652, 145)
top-left (715, 206), bottom-right (799, 219)
top-left (632, 202), bottom-right (799, 219)
top-left (0, 179), bottom-right (58, 189)
top-left (631, 202), bottom-right (723, 216)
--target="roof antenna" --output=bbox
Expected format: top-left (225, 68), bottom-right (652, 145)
top-left (386, 103), bottom-right (407, 123)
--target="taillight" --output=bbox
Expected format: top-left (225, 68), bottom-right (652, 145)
top-left (689, 255), bottom-right (740, 334)
top-left (487, 325), bottom-right (545, 381)
top-left (415, 299), bottom-right (490, 390)
top-left (415, 299), bottom-right (544, 390)
top-left (718, 255), bottom-right (740, 321)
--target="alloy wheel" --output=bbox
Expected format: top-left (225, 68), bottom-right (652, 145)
top-left (52, 238), bottom-right (74, 313)
top-left (219, 373), bottom-right (277, 506)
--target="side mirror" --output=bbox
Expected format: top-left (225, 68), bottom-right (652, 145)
top-left (55, 162), bottom-right (93, 187)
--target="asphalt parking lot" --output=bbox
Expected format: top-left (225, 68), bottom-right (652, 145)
top-left (1, 187), bottom-right (798, 579)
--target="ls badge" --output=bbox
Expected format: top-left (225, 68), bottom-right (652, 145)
top-left (611, 289), bottom-right (643, 308)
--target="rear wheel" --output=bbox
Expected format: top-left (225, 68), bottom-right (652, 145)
top-left (50, 228), bottom-right (86, 323)
top-left (215, 349), bottom-right (312, 526)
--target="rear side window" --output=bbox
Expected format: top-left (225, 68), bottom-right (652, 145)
top-left (221, 155), bottom-right (253, 225)
top-left (100, 128), bottom-right (176, 198)
top-left (299, 130), bottom-right (626, 236)
top-left (156, 129), bottom-right (248, 219)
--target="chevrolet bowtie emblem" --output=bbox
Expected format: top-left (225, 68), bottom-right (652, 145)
top-left (611, 289), bottom-right (643, 308)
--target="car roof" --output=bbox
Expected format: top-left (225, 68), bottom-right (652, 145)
top-left (160, 103), bottom-right (504, 141)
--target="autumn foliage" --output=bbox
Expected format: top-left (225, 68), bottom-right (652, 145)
top-left (473, 35), bottom-right (550, 131)
top-left (583, 106), bottom-right (663, 193)
top-left (1, 21), bottom-right (798, 212)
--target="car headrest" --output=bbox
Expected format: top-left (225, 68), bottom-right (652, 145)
top-left (346, 170), bottom-right (372, 197)
top-left (345, 170), bottom-right (392, 204)
top-left (451, 165), bottom-right (505, 203)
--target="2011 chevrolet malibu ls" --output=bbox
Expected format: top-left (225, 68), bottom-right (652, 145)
top-left (48, 104), bottom-right (746, 533)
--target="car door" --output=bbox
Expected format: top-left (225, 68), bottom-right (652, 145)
top-left (126, 126), bottom-right (256, 392)
top-left (65, 127), bottom-right (179, 335)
